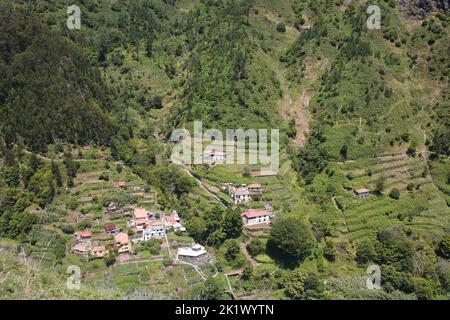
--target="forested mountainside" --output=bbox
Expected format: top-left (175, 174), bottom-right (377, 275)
top-left (0, 0), bottom-right (449, 300)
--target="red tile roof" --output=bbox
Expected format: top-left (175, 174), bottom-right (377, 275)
top-left (91, 246), bottom-right (106, 253)
top-left (134, 208), bottom-right (148, 219)
top-left (149, 220), bottom-right (164, 227)
top-left (355, 188), bottom-right (370, 194)
top-left (77, 230), bottom-right (92, 238)
top-left (73, 244), bottom-right (87, 252)
top-left (104, 223), bottom-right (116, 232)
top-left (241, 209), bottom-right (270, 219)
top-left (115, 233), bottom-right (129, 245)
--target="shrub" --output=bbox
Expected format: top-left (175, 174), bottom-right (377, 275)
top-left (246, 239), bottom-right (265, 257)
top-left (276, 22), bottom-right (286, 33)
top-left (437, 235), bottom-right (450, 259)
top-left (389, 188), bottom-right (400, 200)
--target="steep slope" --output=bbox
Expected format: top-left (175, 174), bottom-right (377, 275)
top-left (0, 5), bottom-right (116, 152)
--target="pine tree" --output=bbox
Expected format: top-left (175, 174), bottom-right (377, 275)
top-left (51, 160), bottom-right (63, 187)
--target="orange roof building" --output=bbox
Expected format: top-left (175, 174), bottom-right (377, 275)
top-left (91, 246), bottom-right (108, 258)
top-left (76, 230), bottom-right (92, 240)
top-left (115, 232), bottom-right (130, 253)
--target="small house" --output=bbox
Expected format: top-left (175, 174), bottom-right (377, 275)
top-left (248, 183), bottom-right (263, 193)
top-left (75, 230), bottom-right (92, 241)
top-left (115, 233), bottom-right (130, 254)
top-left (104, 223), bottom-right (117, 234)
top-left (354, 188), bottom-right (371, 198)
top-left (251, 169), bottom-right (277, 177)
top-left (118, 181), bottom-right (126, 189)
top-left (143, 220), bottom-right (165, 240)
top-left (164, 212), bottom-right (186, 233)
top-left (133, 208), bottom-right (149, 230)
top-left (229, 186), bottom-right (251, 204)
top-left (241, 209), bottom-right (271, 226)
top-left (91, 246), bottom-right (108, 259)
top-left (73, 243), bottom-right (88, 256)
top-left (104, 202), bottom-right (121, 216)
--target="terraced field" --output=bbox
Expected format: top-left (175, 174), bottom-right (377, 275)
top-left (336, 153), bottom-right (450, 242)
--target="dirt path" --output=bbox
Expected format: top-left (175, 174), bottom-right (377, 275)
top-left (240, 240), bottom-right (260, 268)
top-left (332, 196), bottom-right (350, 234)
top-left (183, 168), bottom-right (227, 208)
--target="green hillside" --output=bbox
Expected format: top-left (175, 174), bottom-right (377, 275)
top-left (0, 0), bottom-right (449, 300)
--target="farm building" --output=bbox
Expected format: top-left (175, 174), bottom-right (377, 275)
top-left (104, 223), bottom-right (118, 234)
top-left (248, 183), bottom-right (263, 193)
top-left (103, 202), bottom-right (122, 216)
top-left (251, 169), bottom-right (277, 177)
top-left (241, 209), bottom-right (271, 226)
top-left (117, 181), bottom-right (126, 189)
top-left (354, 188), bottom-right (371, 198)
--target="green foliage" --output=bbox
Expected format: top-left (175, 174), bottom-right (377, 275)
top-left (284, 268), bottom-right (308, 299)
top-left (104, 251), bottom-right (117, 267)
top-left (323, 238), bottom-right (337, 262)
top-left (436, 235), bottom-right (450, 259)
top-left (246, 238), bottom-right (265, 257)
top-left (269, 216), bottom-right (315, 264)
top-left (221, 210), bottom-right (243, 240)
top-left (276, 22), bottom-right (286, 33)
top-left (199, 277), bottom-right (224, 300)
top-left (67, 197), bottom-right (79, 211)
top-left (0, 4), bottom-right (116, 152)
top-left (389, 188), bottom-right (400, 200)
top-left (224, 239), bottom-right (240, 262)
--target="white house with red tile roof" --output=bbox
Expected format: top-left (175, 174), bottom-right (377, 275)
top-left (143, 220), bottom-right (165, 240)
top-left (241, 209), bottom-right (271, 226)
